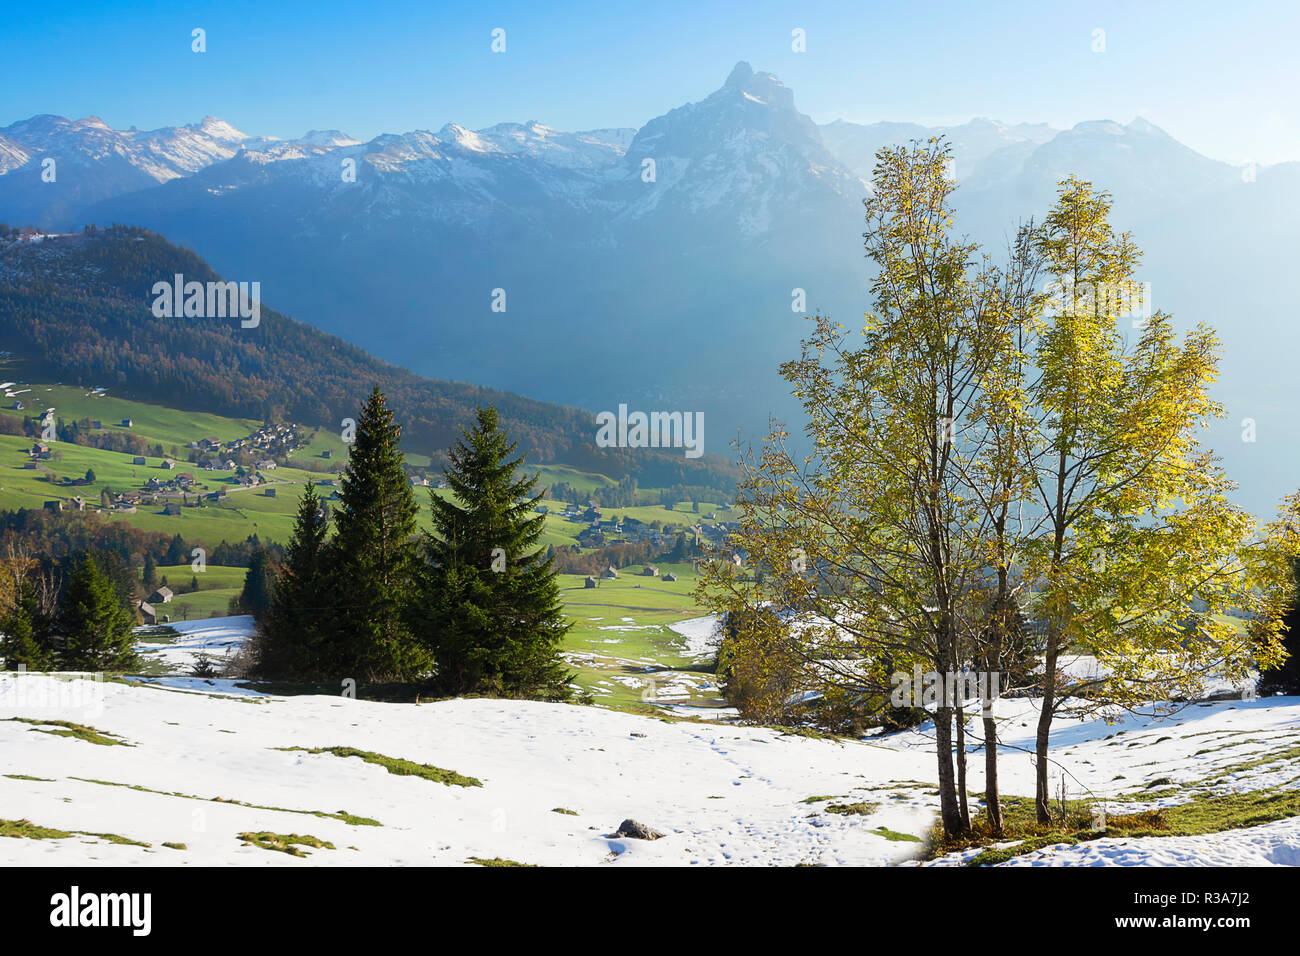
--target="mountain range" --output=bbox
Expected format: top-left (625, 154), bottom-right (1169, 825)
top-left (1, 61), bottom-right (1296, 514)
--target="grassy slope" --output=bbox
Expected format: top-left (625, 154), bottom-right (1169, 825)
top-left (557, 563), bottom-right (722, 712)
top-left (6, 385), bottom-right (726, 706)
top-left (2, 387), bottom-right (730, 549)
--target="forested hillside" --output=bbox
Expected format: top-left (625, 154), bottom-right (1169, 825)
top-left (0, 225), bottom-right (735, 491)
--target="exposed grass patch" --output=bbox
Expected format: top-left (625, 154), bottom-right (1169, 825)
top-left (1201, 743), bottom-right (1300, 783)
top-left (80, 830), bottom-right (151, 847)
top-left (3, 773), bottom-right (54, 781)
top-left (239, 831), bottom-right (334, 857)
top-left (551, 807), bottom-right (578, 815)
top-left (801, 795), bottom-right (836, 804)
top-left (467, 856), bottom-right (537, 867)
top-left (1, 818), bottom-right (72, 840)
top-left (6, 718), bottom-right (130, 746)
top-left (824, 801), bottom-right (877, 816)
top-left (279, 746), bottom-right (481, 787)
top-left (930, 784), bottom-right (1300, 866)
top-left (163, 842), bottom-right (187, 851)
top-left (1, 817), bottom-right (150, 846)
top-left (69, 776), bottom-right (381, 826)
top-left (871, 826), bottom-right (923, 843)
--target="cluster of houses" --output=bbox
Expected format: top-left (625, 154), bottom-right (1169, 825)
top-left (145, 471), bottom-right (198, 494)
top-left (190, 423), bottom-right (306, 463)
top-left (569, 507), bottom-right (737, 551)
top-left (582, 564), bottom-right (680, 588)
top-left (567, 505), bottom-right (675, 549)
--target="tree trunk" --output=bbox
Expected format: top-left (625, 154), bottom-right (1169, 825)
top-left (1034, 629), bottom-right (1060, 824)
top-left (982, 710), bottom-right (1002, 835)
top-left (955, 698), bottom-right (970, 830)
top-left (933, 704), bottom-right (962, 837)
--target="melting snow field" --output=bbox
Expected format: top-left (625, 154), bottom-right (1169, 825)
top-left (133, 615), bottom-right (257, 676)
top-left (0, 675), bottom-right (934, 866)
top-left (1, 649), bottom-right (1297, 866)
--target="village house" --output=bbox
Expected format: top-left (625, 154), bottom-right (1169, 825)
top-left (137, 601), bottom-right (156, 625)
top-left (150, 586), bottom-right (173, 604)
top-left (602, 565), bottom-right (619, 580)
top-left (664, 572), bottom-right (678, 582)
top-left (584, 576), bottom-right (598, 588)
top-left (641, 565), bottom-right (659, 577)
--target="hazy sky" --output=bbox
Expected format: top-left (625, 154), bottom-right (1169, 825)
top-left (3, 0), bottom-right (1296, 165)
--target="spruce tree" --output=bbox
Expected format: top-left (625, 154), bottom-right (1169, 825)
top-left (332, 386), bottom-right (428, 681)
top-left (0, 586), bottom-right (55, 670)
top-left (166, 533), bottom-right (187, 565)
top-left (143, 552), bottom-right (157, 588)
top-left (58, 552), bottom-right (138, 671)
top-left (239, 548), bottom-right (275, 620)
top-left (421, 406), bottom-right (572, 699)
top-left (255, 481), bottom-right (332, 679)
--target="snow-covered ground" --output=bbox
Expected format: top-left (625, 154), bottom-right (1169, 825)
top-left (959, 817), bottom-right (1300, 866)
top-left (2, 632), bottom-right (1297, 866)
top-left (0, 674), bottom-right (933, 866)
top-left (668, 614), bottom-right (723, 660)
top-left (133, 615), bottom-right (256, 676)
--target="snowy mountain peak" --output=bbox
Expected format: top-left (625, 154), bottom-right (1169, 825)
top-left (192, 116), bottom-right (248, 141)
top-left (299, 129), bottom-right (361, 147)
top-left (1072, 119), bottom-right (1128, 137)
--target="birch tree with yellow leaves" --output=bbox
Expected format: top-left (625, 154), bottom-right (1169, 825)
top-left (1022, 177), bottom-right (1292, 823)
top-left (698, 145), bottom-right (1297, 841)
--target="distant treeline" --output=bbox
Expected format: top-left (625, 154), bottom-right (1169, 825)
top-left (547, 477), bottom-right (731, 509)
top-left (549, 533), bottom-right (697, 576)
top-left (0, 507), bottom-right (280, 569)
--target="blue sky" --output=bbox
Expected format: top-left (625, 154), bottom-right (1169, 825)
top-left (2, 0), bottom-right (1296, 164)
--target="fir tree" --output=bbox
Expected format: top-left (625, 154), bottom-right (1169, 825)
top-left (239, 548), bottom-right (275, 620)
top-left (420, 406), bottom-right (572, 699)
top-left (332, 387), bottom-right (428, 681)
top-left (58, 552), bottom-right (137, 671)
top-left (143, 552), bottom-right (157, 588)
top-left (0, 586), bottom-right (55, 670)
top-left (255, 482), bottom-right (333, 679)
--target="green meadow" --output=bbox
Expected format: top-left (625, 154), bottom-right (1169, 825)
top-left (2, 384), bottom-right (727, 710)
top-left (556, 562), bottom-right (723, 713)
